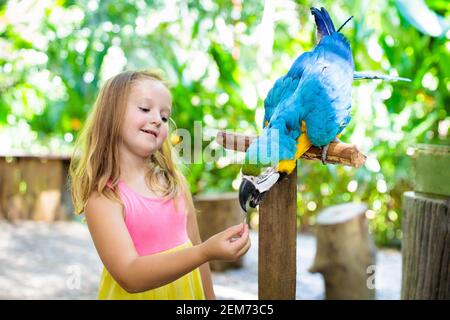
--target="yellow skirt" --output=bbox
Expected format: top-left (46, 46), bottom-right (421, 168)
top-left (97, 241), bottom-right (205, 300)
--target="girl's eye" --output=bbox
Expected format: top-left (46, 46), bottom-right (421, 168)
top-left (140, 106), bottom-right (169, 122)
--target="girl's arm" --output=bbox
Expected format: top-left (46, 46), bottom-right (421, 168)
top-left (85, 193), bottom-right (249, 294)
top-left (186, 200), bottom-right (216, 300)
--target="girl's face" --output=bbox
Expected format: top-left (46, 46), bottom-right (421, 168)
top-left (121, 78), bottom-right (172, 158)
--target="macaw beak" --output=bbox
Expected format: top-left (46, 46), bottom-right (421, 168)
top-left (238, 168), bottom-right (283, 213)
top-left (238, 177), bottom-right (257, 213)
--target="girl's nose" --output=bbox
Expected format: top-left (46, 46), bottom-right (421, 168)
top-left (149, 111), bottom-right (162, 126)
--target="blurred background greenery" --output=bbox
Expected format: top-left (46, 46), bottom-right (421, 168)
top-left (1, 0), bottom-right (448, 247)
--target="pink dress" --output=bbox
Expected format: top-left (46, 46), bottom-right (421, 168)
top-left (97, 181), bottom-right (205, 300)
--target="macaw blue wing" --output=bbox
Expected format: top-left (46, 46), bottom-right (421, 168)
top-left (244, 52), bottom-right (315, 175)
top-left (262, 52), bottom-right (313, 128)
top-left (262, 76), bottom-right (298, 129)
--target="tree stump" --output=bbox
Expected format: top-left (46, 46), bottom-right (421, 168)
top-left (258, 168), bottom-right (297, 300)
top-left (401, 191), bottom-right (450, 300)
top-left (194, 192), bottom-right (244, 271)
top-left (309, 202), bottom-right (376, 300)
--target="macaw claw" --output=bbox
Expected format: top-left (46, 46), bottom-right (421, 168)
top-left (321, 137), bottom-right (342, 165)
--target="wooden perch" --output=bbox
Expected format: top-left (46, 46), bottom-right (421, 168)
top-left (216, 130), bottom-right (366, 168)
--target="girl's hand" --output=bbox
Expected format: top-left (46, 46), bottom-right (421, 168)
top-left (200, 223), bottom-right (251, 261)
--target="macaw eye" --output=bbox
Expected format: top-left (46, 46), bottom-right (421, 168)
top-left (340, 120), bottom-right (346, 127)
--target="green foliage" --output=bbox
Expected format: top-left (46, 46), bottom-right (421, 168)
top-left (1, 0), bottom-right (448, 246)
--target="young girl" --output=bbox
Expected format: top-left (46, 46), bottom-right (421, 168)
top-left (69, 70), bottom-right (250, 300)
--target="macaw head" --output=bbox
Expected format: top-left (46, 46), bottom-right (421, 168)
top-left (238, 166), bottom-right (284, 212)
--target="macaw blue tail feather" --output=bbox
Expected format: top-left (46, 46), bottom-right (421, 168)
top-left (353, 71), bottom-right (411, 82)
top-left (310, 7), bottom-right (336, 38)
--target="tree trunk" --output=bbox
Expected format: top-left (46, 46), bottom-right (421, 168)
top-left (258, 168), bottom-right (297, 300)
top-left (194, 192), bottom-right (244, 271)
top-left (309, 203), bottom-right (376, 300)
top-left (401, 191), bottom-right (450, 300)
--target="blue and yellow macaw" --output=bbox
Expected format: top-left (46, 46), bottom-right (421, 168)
top-left (239, 7), bottom-right (410, 212)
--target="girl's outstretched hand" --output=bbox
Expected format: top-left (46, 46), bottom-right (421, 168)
top-left (200, 223), bottom-right (251, 261)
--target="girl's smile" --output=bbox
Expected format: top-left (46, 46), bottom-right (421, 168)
top-left (140, 128), bottom-right (159, 138)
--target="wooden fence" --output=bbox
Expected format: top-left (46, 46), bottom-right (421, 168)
top-left (0, 154), bottom-right (72, 222)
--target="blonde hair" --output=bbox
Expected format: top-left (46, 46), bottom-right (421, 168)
top-left (69, 70), bottom-right (194, 215)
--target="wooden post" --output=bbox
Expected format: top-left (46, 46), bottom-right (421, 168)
top-left (401, 191), bottom-right (450, 299)
top-left (259, 168), bottom-right (297, 299)
top-left (401, 144), bottom-right (450, 300)
top-left (215, 130), bottom-right (366, 300)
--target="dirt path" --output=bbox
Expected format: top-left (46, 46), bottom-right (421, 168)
top-left (0, 220), bottom-right (401, 299)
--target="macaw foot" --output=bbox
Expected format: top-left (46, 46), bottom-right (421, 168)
top-left (321, 137), bottom-right (342, 165)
